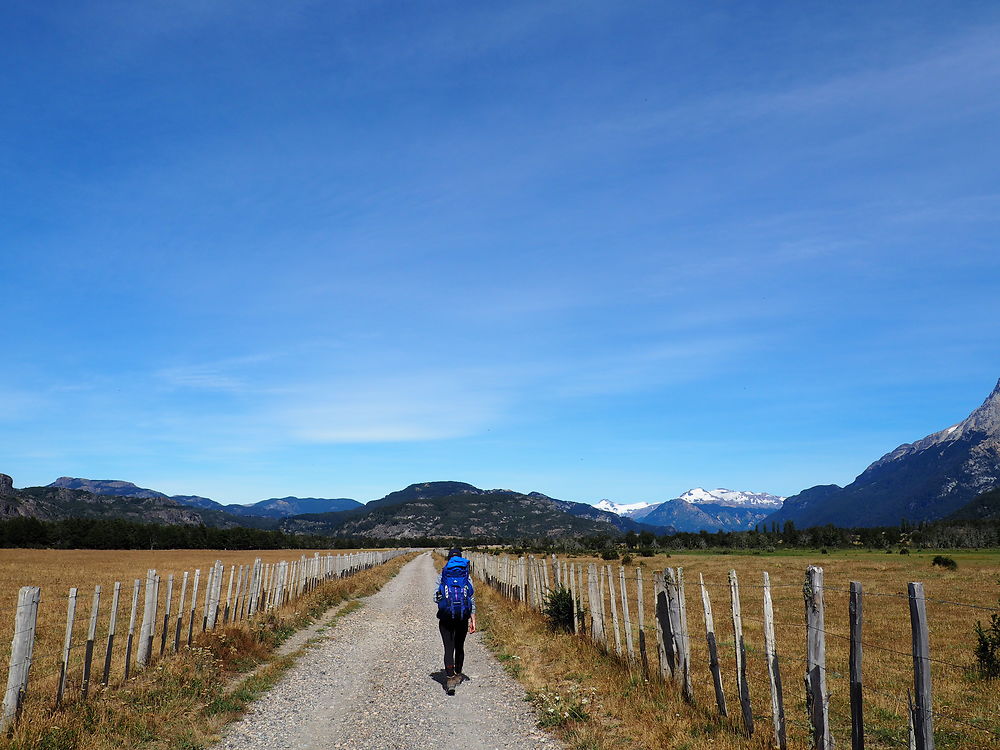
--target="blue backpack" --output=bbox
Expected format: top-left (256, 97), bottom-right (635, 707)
top-left (438, 556), bottom-right (474, 619)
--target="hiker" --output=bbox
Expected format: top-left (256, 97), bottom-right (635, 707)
top-left (434, 547), bottom-right (476, 694)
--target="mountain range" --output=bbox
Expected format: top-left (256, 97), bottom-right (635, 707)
top-left (7, 375), bottom-right (1000, 540)
top-left (47, 478), bottom-right (362, 517)
top-left (765, 378), bottom-right (1000, 528)
top-left (1, 476), bottom-right (655, 539)
top-left (280, 482), bottom-right (646, 539)
top-left (595, 487), bottom-right (785, 532)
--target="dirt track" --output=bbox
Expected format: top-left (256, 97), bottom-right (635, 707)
top-left (212, 552), bottom-right (561, 750)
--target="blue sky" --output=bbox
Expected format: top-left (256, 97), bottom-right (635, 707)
top-left (2, 1), bottom-right (999, 505)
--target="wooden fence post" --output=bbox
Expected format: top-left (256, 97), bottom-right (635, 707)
top-left (124, 579), bottom-right (140, 680)
top-left (850, 581), bottom-right (864, 750)
top-left (619, 566), bottom-right (636, 663)
top-left (597, 565), bottom-right (607, 634)
top-left (160, 574), bottom-right (173, 656)
top-left (763, 572), bottom-right (787, 749)
top-left (2, 586), bottom-right (40, 730)
top-left (175, 572), bottom-right (188, 652)
top-left (700, 574), bottom-right (727, 717)
top-left (676, 568), bottom-right (693, 702)
top-left (730, 569), bottom-right (753, 736)
top-left (637, 569), bottom-right (649, 677)
top-left (588, 564), bottom-right (605, 644)
top-left (607, 564), bottom-right (623, 657)
top-left (56, 587), bottom-right (78, 706)
top-left (908, 582), bottom-right (934, 750)
top-left (202, 564), bottom-right (215, 630)
top-left (232, 566), bottom-right (244, 623)
top-left (224, 565), bottom-right (235, 623)
top-left (653, 570), bottom-right (673, 680)
top-left (663, 569), bottom-right (682, 685)
top-left (804, 565), bottom-right (832, 750)
top-left (137, 570), bottom-right (155, 667)
top-left (188, 569), bottom-right (200, 645)
top-left (81, 585), bottom-right (101, 699)
top-left (102, 581), bottom-right (120, 686)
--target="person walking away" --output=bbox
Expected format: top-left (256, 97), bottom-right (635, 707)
top-left (435, 547), bottom-right (476, 695)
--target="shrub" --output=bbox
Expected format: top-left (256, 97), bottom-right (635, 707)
top-left (932, 555), bottom-right (958, 571)
top-left (821, 548), bottom-right (829, 555)
top-left (638, 548), bottom-right (654, 557)
top-left (974, 611), bottom-right (1000, 679)
top-left (601, 549), bottom-right (620, 560)
top-left (543, 586), bottom-right (576, 633)
top-left (621, 554), bottom-right (633, 565)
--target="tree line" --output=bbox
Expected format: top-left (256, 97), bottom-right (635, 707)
top-left (0, 517), bottom-right (395, 550)
top-left (1, 514), bottom-right (998, 551)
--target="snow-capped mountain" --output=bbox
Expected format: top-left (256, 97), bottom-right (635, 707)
top-left (594, 499), bottom-right (655, 516)
top-left (678, 488), bottom-right (785, 509)
top-left (593, 488), bottom-right (785, 532)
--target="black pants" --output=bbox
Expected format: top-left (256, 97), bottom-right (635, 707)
top-left (438, 615), bottom-right (469, 675)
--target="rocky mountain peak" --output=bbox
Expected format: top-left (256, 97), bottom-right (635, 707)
top-left (768, 377), bottom-right (1000, 528)
top-left (963, 377), bottom-right (1000, 433)
top-left (0, 474), bottom-right (13, 496)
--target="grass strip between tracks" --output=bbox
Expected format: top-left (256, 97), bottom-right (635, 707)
top-left (2, 551), bottom-right (420, 750)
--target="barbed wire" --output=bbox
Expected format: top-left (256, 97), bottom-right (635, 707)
top-left (484, 554), bottom-right (1000, 613)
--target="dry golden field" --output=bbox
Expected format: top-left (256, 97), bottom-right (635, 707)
top-left (0, 547), bottom-right (377, 709)
top-left (480, 548), bottom-right (1000, 750)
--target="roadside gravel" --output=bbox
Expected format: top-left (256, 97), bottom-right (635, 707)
top-left (212, 551), bottom-right (561, 750)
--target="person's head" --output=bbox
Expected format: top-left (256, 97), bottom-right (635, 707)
top-left (448, 547), bottom-right (462, 559)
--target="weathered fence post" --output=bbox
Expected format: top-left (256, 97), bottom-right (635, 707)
top-left (804, 565), bottom-right (831, 750)
top-left (676, 568), bottom-right (693, 702)
top-left (102, 581), bottom-right (120, 686)
top-left (569, 563), bottom-right (579, 634)
top-left (202, 564), bottom-right (215, 630)
top-left (124, 579), bottom-right (140, 680)
top-left (2, 586), bottom-right (40, 730)
top-left (637, 569), bottom-right (650, 677)
top-left (593, 563), bottom-right (602, 624)
top-left (763, 572), bottom-right (787, 749)
top-left (188, 569), bottom-right (200, 645)
top-left (137, 570), bottom-right (157, 667)
top-left (81, 586), bottom-right (101, 699)
top-left (619, 566), bottom-right (636, 663)
top-left (160, 575), bottom-right (173, 656)
top-left (56, 587), bottom-right (78, 706)
top-left (908, 582), bottom-right (934, 750)
top-left (850, 581), bottom-right (864, 750)
top-left (224, 565), bottom-right (235, 623)
top-left (588, 564), bottom-right (606, 644)
top-left (607, 564), bottom-right (623, 657)
top-left (730, 569), bottom-right (753, 736)
top-left (174, 572), bottom-right (188, 652)
top-left (664, 569), bottom-right (683, 691)
top-left (700, 573), bottom-right (727, 717)
top-left (653, 570), bottom-right (673, 680)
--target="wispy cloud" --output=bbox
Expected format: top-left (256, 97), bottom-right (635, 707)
top-left (0, 388), bottom-right (46, 422)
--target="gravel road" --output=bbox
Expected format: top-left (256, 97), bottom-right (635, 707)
top-left (213, 552), bottom-right (561, 750)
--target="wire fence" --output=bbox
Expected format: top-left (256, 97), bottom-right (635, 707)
top-left (1, 549), bottom-right (411, 731)
top-left (468, 551), bottom-right (1000, 750)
